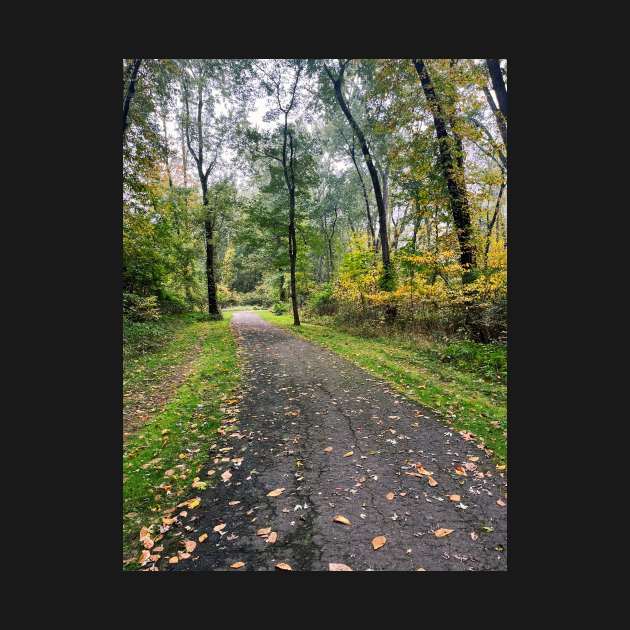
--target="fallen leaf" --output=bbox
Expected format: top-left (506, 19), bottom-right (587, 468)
top-left (138, 550), bottom-right (151, 565)
top-left (213, 523), bottom-right (226, 533)
top-left (266, 531), bottom-right (278, 543)
top-left (454, 466), bottom-right (467, 476)
top-left (230, 561), bottom-right (245, 568)
top-left (497, 499), bottom-right (506, 507)
top-left (267, 488), bottom-right (285, 497)
top-left (183, 540), bottom-right (196, 553)
top-left (385, 492), bottom-right (395, 501)
top-left (343, 451), bottom-right (354, 457)
top-left (333, 515), bottom-right (351, 525)
top-left (470, 532), bottom-right (479, 541)
top-left (329, 563), bottom-right (352, 571)
top-left (187, 497), bottom-right (201, 509)
top-left (198, 533), bottom-right (208, 543)
top-left (448, 495), bottom-right (461, 502)
top-left (168, 556), bottom-right (179, 564)
top-left (324, 447), bottom-right (333, 453)
top-left (228, 501), bottom-right (241, 506)
top-left (496, 464), bottom-right (506, 471)
top-left (372, 536), bottom-right (387, 550)
top-left (416, 568), bottom-right (426, 571)
top-left (207, 469), bottom-right (216, 476)
top-left (257, 527), bottom-right (272, 536)
top-left (467, 456), bottom-right (479, 462)
top-left (275, 563), bottom-right (293, 571)
top-left (434, 528), bottom-right (454, 538)
top-left (427, 476), bottom-right (438, 487)
top-left (164, 469), bottom-right (175, 477)
top-left (221, 470), bottom-right (232, 482)
top-left (191, 479), bottom-right (207, 490)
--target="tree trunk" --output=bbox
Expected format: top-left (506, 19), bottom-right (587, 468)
top-left (349, 141), bottom-right (376, 249)
top-left (325, 62), bottom-right (393, 289)
top-left (485, 59), bottom-right (507, 122)
top-left (412, 59), bottom-right (476, 276)
top-left (201, 182), bottom-right (221, 319)
top-left (123, 59), bottom-right (142, 141)
top-left (485, 180), bottom-right (506, 265)
top-left (483, 86), bottom-right (508, 149)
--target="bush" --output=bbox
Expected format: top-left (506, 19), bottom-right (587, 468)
top-left (436, 339), bottom-right (506, 383)
top-left (307, 284), bottom-right (338, 316)
top-left (272, 302), bottom-right (288, 315)
top-left (123, 292), bottom-right (161, 322)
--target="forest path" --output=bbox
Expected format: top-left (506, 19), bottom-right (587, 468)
top-left (166, 311), bottom-right (507, 571)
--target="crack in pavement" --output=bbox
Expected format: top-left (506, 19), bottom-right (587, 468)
top-left (162, 311), bottom-right (507, 571)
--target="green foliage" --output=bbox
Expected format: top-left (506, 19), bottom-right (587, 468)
top-left (307, 284), bottom-right (337, 315)
top-left (123, 292), bottom-right (161, 322)
top-left (272, 301), bottom-right (288, 315)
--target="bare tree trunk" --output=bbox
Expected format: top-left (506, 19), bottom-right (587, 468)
top-left (349, 139), bottom-right (376, 249)
top-left (123, 59), bottom-right (142, 141)
top-left (412, 59), bottom-right (476, 277)
top-left (483, 86), bottom-right (508, 149)
top-left (484, 179), bottom-right (506, 266)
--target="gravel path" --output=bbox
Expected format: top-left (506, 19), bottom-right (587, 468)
top-left (164, 311), bottom-right (507, 571)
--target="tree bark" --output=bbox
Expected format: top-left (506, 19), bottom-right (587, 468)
top-left (483, 86), bottom-right (508, 150)
top-left (412, 58), bottom-right (476, 275)
top-left (484, 179), bottom-right (506, 266)
top-left (349, 139), bottom-right (376, 249)
top-left (485, 59), bottom-right (507, 122)
top-left (123, 59), bottom-right (142, 141)
top-left (324, 61), bottom-right (393, 288)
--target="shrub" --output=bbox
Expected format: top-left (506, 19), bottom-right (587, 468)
top-left (307, 284), bottom-right (338, 316)
top-left (123, 292), bottom-right (161, 322)
top-left (272, 302), bottom-right (288, 315)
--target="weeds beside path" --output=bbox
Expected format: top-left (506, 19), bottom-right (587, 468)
top-left (259, 311), bottom-right (507, 464)
top-left (123, 313), bottom-right (239, 568)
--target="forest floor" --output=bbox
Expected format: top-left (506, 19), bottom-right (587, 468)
top-left (148, 311), bottom-right (506, 571)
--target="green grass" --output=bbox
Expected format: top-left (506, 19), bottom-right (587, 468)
top-left (259, 310), bottom-right (506, 464)
top-left (122, 313), bottom-right (239, 569)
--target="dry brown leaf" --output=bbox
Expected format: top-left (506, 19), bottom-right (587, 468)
top-left (275, 563), bottom-right (292, 571)
top-left (184, 540), bottom-right (196, 553)
top-left (329, 563), bottom-right (353, 571)
top-left (470, 532), bottom-right (479, 541)
top-left (138, 549), bottom-right (151, 565)
top-left (221, 470), bottom-right (232, 482)
top-left (257, 527), bottom-right (272, 536)
top-left (496, 499), bottom-right (506, 507)
top-left (324, 447), bottom-right (333, 453)
top-left (267, 487), bottom-right (285, 497)
top-left (467, 456), bottom-right (479, 462)
top-left (198, 533), bottom-right (208, 543)
top-left (434, 528), bottom-right (454, 538)
top-left (454, 466), bottom-right (467, 476)
top-left (333, 515), bottom-right (351, 526)
top-left (230, 561), bottom-right (245, 568)
top-left (448, 495), bottom-right (461, 502)
top-left (372, 535), bottom-right (387, 550)
top-left (213, 523), bottom-right (226, 533)
top-left (266, 531), bottom-right (278, 543)
top-left (168, 556), bottom-right (179, 564)
top-left (385, 492), bottom-right (395, 501)
top-left (427, 476), bottom-right (438, 487)
top-left (343, 451), bottom-right (354, 457)
top-left (207, 469), bottom-right (216, 476)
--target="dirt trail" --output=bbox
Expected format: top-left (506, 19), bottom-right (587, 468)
top-left (164, 311), bottom-right (507, 571)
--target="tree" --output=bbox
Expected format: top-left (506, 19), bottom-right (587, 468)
top-left (412, 59), bottom-right (477, 277)
top-left (323, 60), bottom-right (394, 291)
top-left (123, 59), bottom-right (142, 140)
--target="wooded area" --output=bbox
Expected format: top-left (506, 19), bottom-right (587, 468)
top-left (123, 58), bottom-right (507, 344)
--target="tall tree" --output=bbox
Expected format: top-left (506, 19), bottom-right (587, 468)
top-left (181, 60), bottom-right (226, 318)
top-left (412, 58), bottom-right (477, 275)
top-left (485, 59), bottom-right (507, 122)
top-left (123, 59), bottom-right (142, 140)
top-left (323, 60), bottom-right (393, 290)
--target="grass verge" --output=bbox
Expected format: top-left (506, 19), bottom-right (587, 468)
top-left (259, 311), bottom-right (506, 464)
top-left (123, 313), bottom-right (239, 569)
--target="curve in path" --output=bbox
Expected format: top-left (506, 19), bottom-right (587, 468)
top-left (166, 311), bottom-right (507, 571)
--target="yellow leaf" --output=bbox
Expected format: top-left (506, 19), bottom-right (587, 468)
top-left (372, 536), bottom-right (387, 550)
top-left (187, 497), bottom-right (201, 509)
top-left (434, 528), bottom-right (454, 538)
top-left (329, 563), bottom-right (352, 571)
top-left (168, 556), bottom-right (179, 564)
top-left (198, 533), bottom-right (208, 543)
top-left (467, 456), bottom-right (479, 462)
top-left (496, 464), bottom-right (506, 471)
top-left (267, 488), bottom-right (285, 497)
top-left (343, 451), bottom-right (354, 457)
top-left (333, 515), bottom-right (351, 525)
